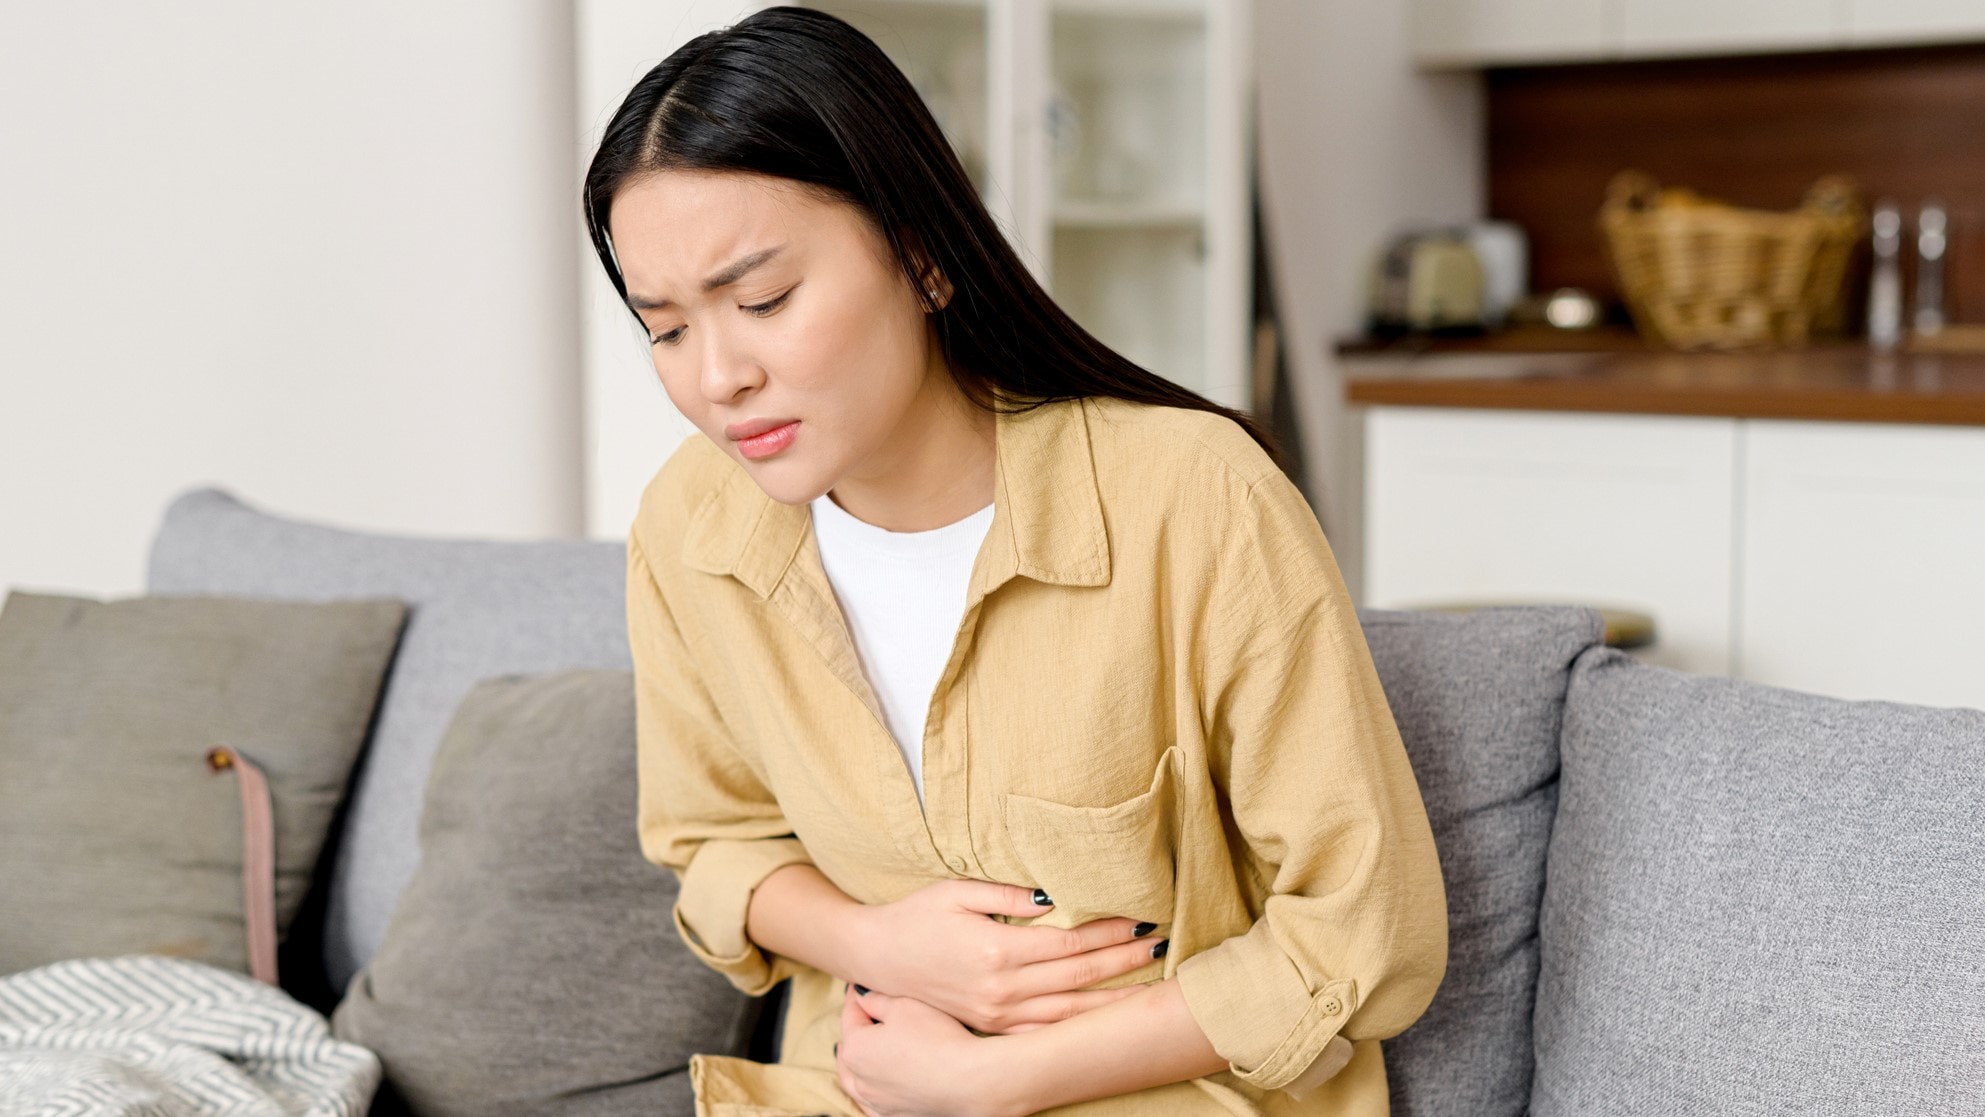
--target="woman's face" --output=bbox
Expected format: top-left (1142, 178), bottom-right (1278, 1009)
top-left (608, 169), bottom-right (950, 506)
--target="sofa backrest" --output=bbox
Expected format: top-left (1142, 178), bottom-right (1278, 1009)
top-left (147, 486), bottom-right (1620, 1115)
top-left (1360, 605), bottom-right (1605, 1117)
top-left (1533, 646), bottom-right (1985, 1113)
top-left (147, 487), bottom-right (632, 1005)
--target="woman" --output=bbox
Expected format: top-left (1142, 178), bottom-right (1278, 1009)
top-left (587, 8), bottom-right (1447, 1115)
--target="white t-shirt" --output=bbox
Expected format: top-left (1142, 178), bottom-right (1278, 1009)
top-left (808, 489), bottom-right (995, 808)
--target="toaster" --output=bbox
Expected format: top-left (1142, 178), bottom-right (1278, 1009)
top-left (1367, 229), bottom-right (1488, 334)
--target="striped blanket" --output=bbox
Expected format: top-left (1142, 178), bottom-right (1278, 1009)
top-left (0, 955), bottom-right (379, 1116)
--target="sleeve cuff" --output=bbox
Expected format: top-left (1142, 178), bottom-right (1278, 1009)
top-left (1174, 923), bottom-right (1361, 1092)
top-left (672, 836), bottom-right (815, 996)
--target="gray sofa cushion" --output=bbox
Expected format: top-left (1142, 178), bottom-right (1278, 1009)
top-left (146, 487), bottom-right (630, 996)
top-left (1359, 605), bottom-right (1604, 1117)
top-left (0, 589), bottom-right (406, 980)
top-left (1534, 646), bottom-right (1985, 1114)
top-left (331, 669), bottom-right (752, 1116)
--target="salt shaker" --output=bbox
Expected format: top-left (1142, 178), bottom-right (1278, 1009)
top-left (1914, 199), bottom-right (1947, 337)
top-left (1868, 201), bottom-right (1903, 352)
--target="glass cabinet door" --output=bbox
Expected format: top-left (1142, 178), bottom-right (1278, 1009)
top-left (786, 0), bottom-right (1249, 410)
top-left (794, 1), bottom-right (1000, 216)
top-left (1045, 0), bottom-right (1212, 396)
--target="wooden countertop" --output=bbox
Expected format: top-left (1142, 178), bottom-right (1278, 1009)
top-left (1341, 343), bottom-right (1985, 426)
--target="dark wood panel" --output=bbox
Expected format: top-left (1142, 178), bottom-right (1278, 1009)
top-left (1488, 44), bottom-right (1985, 329)
top-left (1338, 325), bottom-right (1652, 355)
top-left (1342, 346), bottom-right (1985, 425)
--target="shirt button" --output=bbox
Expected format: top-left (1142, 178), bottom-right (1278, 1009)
top-left (1320, 996), bottom-right (1343, 1016)
top-left (946, 855), bottom-right (968, 873)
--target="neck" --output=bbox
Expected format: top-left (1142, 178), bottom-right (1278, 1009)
top-left (827, 371), bottom-right (996, 532)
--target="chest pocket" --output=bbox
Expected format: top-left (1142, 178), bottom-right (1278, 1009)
top-left (1001, 745), bottom-right (1182, 929)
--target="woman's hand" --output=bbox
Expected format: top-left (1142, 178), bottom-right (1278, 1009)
top-left (848, 878), bottom-right (1163, 1035)
top-left (836, 984), bottom-right (1020, 1117)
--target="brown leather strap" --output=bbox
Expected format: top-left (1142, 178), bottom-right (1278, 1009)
top-left (207, 745), bottom-right (279, 987)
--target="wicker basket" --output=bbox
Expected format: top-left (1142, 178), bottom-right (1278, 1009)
top-left (1599, 170), bottom-right (1866, 350)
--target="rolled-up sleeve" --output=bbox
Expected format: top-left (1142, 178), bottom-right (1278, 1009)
top-left (627, 530), bottom-right (814, 996)
top-left (1173, 466), bottom-right (1449, 1092)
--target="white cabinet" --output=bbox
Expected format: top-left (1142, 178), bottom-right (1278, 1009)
top-left (1617, 0), bottom-right (1836, 57)
top-left (1361, 405), bottom-right (1985, 709)
top-left (1843, 0), bottom-right (1985, 46)
top-left (797, 0), bottom-right (1255, 410)
top-left (1739, 421), bottom-right (1985, 709)
top-left (1412, 0), bottom-right (1985, 66)
top-left (1364, 408), bottom-right (1739, 675)
top-left (1411, 0), bottom-right (1610, 67)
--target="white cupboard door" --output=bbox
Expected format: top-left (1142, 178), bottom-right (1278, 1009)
top-left (1411, 0), bottom-right (1610, 67)
top-left (1738, 420), bottom-right (1985, 710)
top-left (1364, 407), bottom-right (1739, 675)
top-left (1843, 0), bottom-right (1985, 46)
top-left (1616, 0), bottom-right (1838, 56)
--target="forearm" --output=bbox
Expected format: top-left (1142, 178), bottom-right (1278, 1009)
top-left (743, 861), bottom-right (871, 983)
top-left (988, 977), bottom-right (1228, 1116)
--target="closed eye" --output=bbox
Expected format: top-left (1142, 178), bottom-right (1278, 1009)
top-left (649, 284), bottom-right (797, 347)
top-left (743, 285), bottom-right (796, 316)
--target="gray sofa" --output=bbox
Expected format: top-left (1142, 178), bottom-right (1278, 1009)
top-left (146, 485), bottom-right (1985, 1116)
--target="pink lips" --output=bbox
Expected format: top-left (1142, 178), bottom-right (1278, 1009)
top-left (736, 420), bottom-right (799, 460)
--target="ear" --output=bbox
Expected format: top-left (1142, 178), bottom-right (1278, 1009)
top-left (920, 265), bottom-right (954, 312)
top-left (902, 232), bottom-right (953, 312)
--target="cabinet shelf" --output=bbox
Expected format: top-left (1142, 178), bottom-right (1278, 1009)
top-left (1052, 199), bottom-right (1203, 229)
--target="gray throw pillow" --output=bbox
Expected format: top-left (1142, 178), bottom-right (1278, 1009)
top-left (1533, 646), bottom-right (1985, 1114)
top-left (0, 589), bottom-right (407, 979)
top-left (146, 486), bottom-right (630, 995)
top-left (331, 669), bottom-right (755, 1117)
top-left (1358, 605), bottom-right (1604, 1117)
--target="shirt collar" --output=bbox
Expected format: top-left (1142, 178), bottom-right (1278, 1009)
top-left (680, 394), bottom-right (1111, 600)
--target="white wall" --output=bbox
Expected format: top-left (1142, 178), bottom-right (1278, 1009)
top-left (1252, 0), bottom-right (1482, 600)
top-left (0, 2), bottom-right (584, 599)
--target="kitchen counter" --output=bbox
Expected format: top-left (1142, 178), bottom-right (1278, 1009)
top-left (1342, 344), bottom-right (1985, 426)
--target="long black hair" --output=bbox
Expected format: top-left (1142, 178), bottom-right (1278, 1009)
top-left (581, 5), bottom-right (1282, 466)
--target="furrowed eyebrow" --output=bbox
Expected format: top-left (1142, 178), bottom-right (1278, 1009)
top-left (628, 245), bottom-right (786, 311)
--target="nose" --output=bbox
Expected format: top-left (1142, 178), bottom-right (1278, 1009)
top-left (696, 320), bottom-right (765, 405)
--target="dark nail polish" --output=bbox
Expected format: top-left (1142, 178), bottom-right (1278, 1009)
top-left (853, 984), bottom-right (869, 995)
top-left (1032, 888), bottom-right (1052, 906)
top-left (1132, 922), bottom-right (1157, 938)
top-left (1151, 939), bottom-right (1169, 959)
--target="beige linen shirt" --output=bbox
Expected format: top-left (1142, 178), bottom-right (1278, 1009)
top-left (626, 394), bottom-right (1448, 1116)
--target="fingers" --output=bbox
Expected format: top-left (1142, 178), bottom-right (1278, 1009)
top-left (833, 1012), bottom-right (875, 1117)
top-left (950, 879), bottom-right (1055, 919)
top-left (1014, 934), bottom-right (1168, 999)
top-left (1009, 915), bottom-right (1151, 964)
top-left (988, 985), bottom-right (1148, 1033)
top-left (841, 984), bottom-right (876, 1032)
top-left (849, 984), bottom-right (898, 1022)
